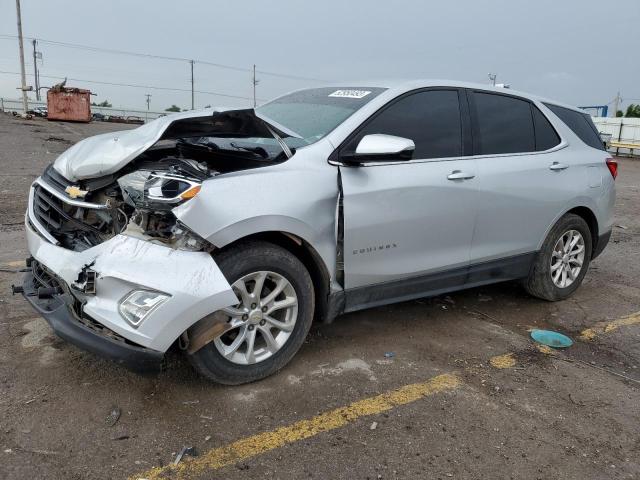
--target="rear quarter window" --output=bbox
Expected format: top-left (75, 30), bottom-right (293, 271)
top-left (543, 103), bottom-right (604, 150)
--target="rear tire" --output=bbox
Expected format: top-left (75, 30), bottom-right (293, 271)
top-left (524, 214), bottom-right (592, 301)
top-left (189, 240), bottom-right (314, 385)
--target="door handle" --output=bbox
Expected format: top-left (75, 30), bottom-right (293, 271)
top-left (447, 170), bottom-right (475, 180)
top-left (549, 162), bottom-right (569, 171)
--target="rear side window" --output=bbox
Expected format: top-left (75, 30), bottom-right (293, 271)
top-left (473, 92), bottom-right (535, 154)
top-left (532, 106), bottom-right (561, 151)
top-left (343, 89), bottom-right (463, 159)
top-left (543, 103), bottom-right (604, 150)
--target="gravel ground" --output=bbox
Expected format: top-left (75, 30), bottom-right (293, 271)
top-left (0, 113), bottom-right (638, 480)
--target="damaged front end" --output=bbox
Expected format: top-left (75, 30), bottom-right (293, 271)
top-left (33, 108), bottom-right (298, 253)
top-left (22, 108), bottom-right (298, 371)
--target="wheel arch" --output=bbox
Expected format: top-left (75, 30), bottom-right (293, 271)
top-left (215, 231), bottom-right (333, 324)
top-left (566, 206), bottom-right (599, 255)
top-left (538, 203), bottom-right (600, 258)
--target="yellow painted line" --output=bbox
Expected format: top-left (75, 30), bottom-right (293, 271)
top-left (536, 345), bottom-right (556, 355)
top-left (579, 328), bottom-right (597, 341)
top-left (579, 311), bottom-right (640, 341)
top-left (131, 373), bottom-right (460, 480)
top-left (489, 353), bottom-right (516, 369)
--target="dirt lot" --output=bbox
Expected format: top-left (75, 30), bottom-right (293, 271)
top-left (0, 113), bottom-right (639, 480)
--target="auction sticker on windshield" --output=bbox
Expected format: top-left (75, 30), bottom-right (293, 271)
top-left (328, 90), bottom-right (371, 99)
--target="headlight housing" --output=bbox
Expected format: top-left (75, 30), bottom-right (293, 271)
top-left (118, 170), bottom-right (201, 210)
top-left (144, 172), bottom-right (201, 203)
top-left (119, 290), bottom-right (170, 327)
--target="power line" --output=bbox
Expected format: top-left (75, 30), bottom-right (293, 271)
top-left (0, 34), bottom-right (326, 83)
top-left (0, 70), bottom-right (266, 101)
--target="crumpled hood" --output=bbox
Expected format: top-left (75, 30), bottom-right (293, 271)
top-left (53, 108), bottom-right (299, 181)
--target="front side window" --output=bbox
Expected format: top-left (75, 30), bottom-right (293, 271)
top-left (343, 89), bottom-right (463, 159)
top-left (474, 92), bottom-right (535, 155)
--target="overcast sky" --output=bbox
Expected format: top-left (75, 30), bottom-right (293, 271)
top-left (1, 0), bottom-right (639, 113)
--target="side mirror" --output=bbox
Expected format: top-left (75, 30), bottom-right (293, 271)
top-left (343, 134), bottom-right (415, 163)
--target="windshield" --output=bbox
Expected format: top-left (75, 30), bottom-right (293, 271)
top-left (257, 87), bottom-right (387, 147)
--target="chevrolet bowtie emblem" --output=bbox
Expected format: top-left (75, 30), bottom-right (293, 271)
top-left (65, 185), bottom-right (88, 199)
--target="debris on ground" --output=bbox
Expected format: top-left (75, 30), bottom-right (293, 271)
top-left (530, 329), bottom-right (573, 348)
top-left (44, 136), bottom-right (73, 145)
top-left (615, 225), bottom-right (628, 230)
top-left (468, 309), bottom-right (499, 322)
top-left (443, 296), bottom-right (455, 305)
top-left (106, 406), bottom-right (121, 427)
top-left (15, 447), bottom-right (59, 455)
top-left (384, 352), bottom-right (395, 358)
top-left (370, 421), bottom-right (378, 430)
top-left (478, 294), bottom-right (493, 302)
top-left (173, 446), bottom-right (198, 465)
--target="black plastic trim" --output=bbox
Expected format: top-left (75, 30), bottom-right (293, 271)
top-left (342, 252), bottom-right (537, 313)
top-left (592, 230), bottom-right (611, 260)
top-left (21, 272), bottom-right (164, 374)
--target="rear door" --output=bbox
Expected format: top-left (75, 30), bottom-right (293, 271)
top-left (337, 88), bottom-right (478, 301)
top-left (467, 90), bottom-right (579, 270)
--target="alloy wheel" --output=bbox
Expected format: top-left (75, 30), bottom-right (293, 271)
top-left (550, 229), bottom-right (585, 288)
top-left (213, 271), bottom-right (298, 365)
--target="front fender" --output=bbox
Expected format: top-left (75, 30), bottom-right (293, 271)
top-left (172, 162), bottom-right (339, 279)
top-left (203, 215), bottom-right (318, 249)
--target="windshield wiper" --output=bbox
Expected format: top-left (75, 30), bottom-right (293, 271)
top-left (263, 124), bottom-right (293, 159)
top-left (229, 142), bottom-right (269, 159)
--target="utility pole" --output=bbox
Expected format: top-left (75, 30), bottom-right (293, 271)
top-left (612, 91), bottom-right (621, 117)
top-left (190, 60), bottom-right (195, 110)
top-left (488, 73), bottom-right (497, 86)
top-left (145, 94), bottom-right (151, 122)
top-left (15, 0), bottom-right (29, 113)
top-left (252, 64), bottom-right (260, 108)
top-left (32, 39), bottom-right (40, 101)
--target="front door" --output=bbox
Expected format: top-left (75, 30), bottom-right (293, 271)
top-left (337, 89), bottom-right (478, 307)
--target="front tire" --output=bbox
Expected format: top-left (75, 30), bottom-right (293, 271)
top-left (189, 241), bottom-right (314, 384)
top-left (524, 213), bottom-right (592, 301)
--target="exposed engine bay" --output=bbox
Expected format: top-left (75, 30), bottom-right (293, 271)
top-left (32, 109), bottom-right (296, 252)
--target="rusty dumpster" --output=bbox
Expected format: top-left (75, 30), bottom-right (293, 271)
top-left (47, 86), bottom-right (92, 122)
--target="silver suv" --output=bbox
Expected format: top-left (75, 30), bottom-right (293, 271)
top-left (19, 81), bottom-right (616, 383)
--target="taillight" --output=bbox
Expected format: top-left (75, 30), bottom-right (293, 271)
top-left (606, 158), bottom-right (618, 179)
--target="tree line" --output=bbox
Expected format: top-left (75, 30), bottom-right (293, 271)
top-left (616, 104), bottom-right (640, 118)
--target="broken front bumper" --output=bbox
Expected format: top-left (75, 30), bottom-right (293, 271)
top-left (23, 217), bottom-right (237, 368)
top-left (21, 270), bottom-right (165, 373)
